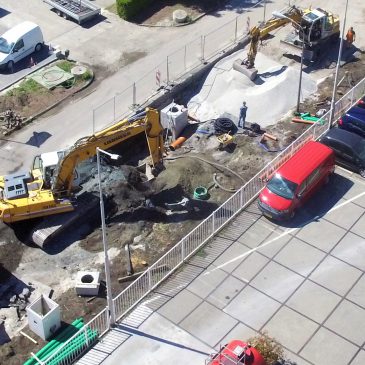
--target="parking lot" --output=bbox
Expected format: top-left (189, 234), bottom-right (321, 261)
top-left (78, 167), bottom-right (365, 365)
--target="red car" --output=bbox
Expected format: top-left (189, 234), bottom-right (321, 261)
top-left (258, 141), bottom-right (335, 220)
top-left (206, 340), bottom-right (266, 365)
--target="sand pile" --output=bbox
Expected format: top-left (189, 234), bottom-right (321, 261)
top-left (188, 50), bottom-right (317, 127)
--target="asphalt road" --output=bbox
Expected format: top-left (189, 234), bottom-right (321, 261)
top-left (0, 0), bottom-right (364, 176)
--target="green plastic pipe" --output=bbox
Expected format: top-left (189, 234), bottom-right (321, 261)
top-left (23, 318), bottom-right (84, 365)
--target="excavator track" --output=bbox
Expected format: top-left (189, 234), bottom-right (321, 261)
top-left (30, 192), bottom-right (100, 248)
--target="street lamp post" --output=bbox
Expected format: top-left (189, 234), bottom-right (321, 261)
top-left (272, 11), bottom-right (305, 113)
top-left (329, 0), bottom-right (349, 127)
top-left (96, 147), bottom-right (120, 326)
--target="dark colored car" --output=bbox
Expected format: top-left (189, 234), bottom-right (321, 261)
top-left (338, 105), bottom-right (365, 137)
top-left (319, 128), bottom-right (365, 177)
top-left (356, 95), bottom-right (365, 109)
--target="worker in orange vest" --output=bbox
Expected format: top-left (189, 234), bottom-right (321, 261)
top-left (346, 27), bottom-right (356, 47)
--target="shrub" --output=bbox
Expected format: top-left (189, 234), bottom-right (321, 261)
top-left (116, 0), bottom-right (152, 20)
top-left (247, 331), bottom-right (284, 365)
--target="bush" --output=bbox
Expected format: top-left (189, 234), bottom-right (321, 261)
top-left (247, 331), bottom-right (284, 365)
top-left (116, 0), bottom-right (152, 20)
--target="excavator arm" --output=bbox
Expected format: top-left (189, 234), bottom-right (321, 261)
top-left (245, 5), bottom-right (303, 68)
top-left (53, 108), bottom-right (164, 194)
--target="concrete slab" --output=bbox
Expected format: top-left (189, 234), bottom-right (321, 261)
top-left (295, 219), bottom-right (346, 252)
top-left (346, 274), bottom-right (365, 308)
top-left (286, 280), bottom-right (341, 323)
top-left (350, 350), bottom-right (365, 365)
top-left (274, 237), bottom-right (326, 276)
top-left (212, 241), bottom-right (251, 274)
top-left (179, 301), bottom-right (237, 347)
top-left (254, 229), bottom-right (293, 258)
top-left (300, 327), bottom-right (358, 365)
top-left (218, 211), bottom-right (258, 241)
top-left (224, 286), bottom-right (281, 330)
top-left (250, 261), bottom-right (304, 302)
top-left (232, 251), bottom-right (269, 283)
top-left (206, 275), bottom-right (245, 309)
top-left (158, 290), bottom-right (202, 324)
top-left (324, 300), bottom-right (365, 346)
top-left (351, 214), bottom-right (365, 239)
top-left (263, 306), bottom-right (318, 353)
top-left (331, 232), bottom-right (365, 271)
top-left (237, 219), bottom-right (276, 248)
top-left (187, 265), bottom-right (228, 299)
top-left (309, 256), bottom-right (362, 296)
top-left (323, 200), bottom-right (364, 230)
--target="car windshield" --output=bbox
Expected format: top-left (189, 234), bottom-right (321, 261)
top-left (0, 37), bottom-right (13, 54)
top-left (267, 173), bottom-right (298, 200)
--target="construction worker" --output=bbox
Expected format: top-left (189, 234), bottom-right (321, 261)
top-left (346, 27), bottom-right (356, 48)
top-left (238, 101), bottom-right (247, 128)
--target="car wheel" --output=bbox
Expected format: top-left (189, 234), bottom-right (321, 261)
top-left (360, 169), bottom-right (365, 178)
top-left (7, 60), bottom-right (14, 71)
top-left (35, 43), bottom-right (42, 52)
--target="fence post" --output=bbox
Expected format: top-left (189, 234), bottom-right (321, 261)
top-left (84, 326), bottom-right (89, 346)
top-left (148, 269), bottom-right (152, 290)
top-left (182, 240), bottom-right (185, 261)
top-left (132, 82), bottom-right (136, 107)
top-left (166, 56), bottom-right (170, 84)
top-left (234, 17), bottom-right (238, 42)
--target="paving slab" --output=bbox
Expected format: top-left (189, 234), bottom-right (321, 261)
top-left (350, 350), bottom-right (365, 365)
top-left (212, 241), bottom-right (251, 273)
top-left (324, 300), bottom-right (365, 346)
top-left (232, 251), bottom-right (269, 283)
top-left (309, 256), bottom-right (362, 296)
top-left (206, 275), bottom-right (245, 309)
top-left (187, 264), bottom-right (228, 299)
top-left (346, 274), bottom-right (365, 308)
top-left (224, 286), bottom-right (281, 330)
top-left (350, 214), bottom-right (365, 239)
top-left (237, 218), bottom-right (276, 248)
top-left (179, 301), bottom-right (237, 347)
top-left (286, 280), bottom-right (341, 323)
top-left (295, 219), bottom-right (346, 252)
top-left (331, 231), bottom-right (365, 271)
top-left (300, 327), bottom-right (359, 365)
top-left (218, 211), bottom-right (258, 241)
top-left (274, 237), bottom-right (326, 276)
top-left (263, 306), bottom-right (318, 353)
top-left (323, 200), bottom-right (364, 230)
top-left (217, 323), bottom-right (257, 351)
top-left (254, 229), bottom-right (293, 258)
top-left (158, 290), bottom-right (203, 324)
top-left (250, 261), bottom-right (304, 302)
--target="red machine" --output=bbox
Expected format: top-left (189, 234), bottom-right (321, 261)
top-left (206, 340), bottom-right (267, 365)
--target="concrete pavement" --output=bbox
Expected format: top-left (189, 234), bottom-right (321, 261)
top-left (78, 168), bottom-right (365, 365)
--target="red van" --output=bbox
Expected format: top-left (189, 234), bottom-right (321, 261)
top-left (258, 141), bottom-right (335, 220)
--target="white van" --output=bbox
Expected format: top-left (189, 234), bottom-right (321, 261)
top-left (0, 21), bottom-right (44, 71)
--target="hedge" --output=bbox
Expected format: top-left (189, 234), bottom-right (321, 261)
top-left (116, 0), bottom-right (152, 20)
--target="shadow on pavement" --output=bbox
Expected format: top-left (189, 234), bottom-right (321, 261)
top-left (273, 172), bottom-right (354, 229)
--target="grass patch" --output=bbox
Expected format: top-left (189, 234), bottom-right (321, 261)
top-left (6, 78), bottom-right (46, 97)
top-left (56, 60), bottom-right (76, 73)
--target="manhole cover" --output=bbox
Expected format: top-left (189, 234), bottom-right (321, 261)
top-left (71, 65), bottom-right (87, 75)
top-left (42, 69), bottom-right (65, 82)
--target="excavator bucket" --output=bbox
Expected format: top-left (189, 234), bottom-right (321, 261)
top-left (233, 59), bottom-right (258, 81)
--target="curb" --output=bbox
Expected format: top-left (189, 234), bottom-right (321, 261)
top-left (3, 67), bottom-right (95, 136)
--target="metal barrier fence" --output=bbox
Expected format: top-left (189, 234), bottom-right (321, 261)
top-left (91, 0), bottom-right (269, 132)
top-left (38, 76), bottom-right (365, 365)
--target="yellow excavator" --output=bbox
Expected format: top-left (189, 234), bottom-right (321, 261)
top-left (234, 5), bottom-right (340, 80)
top-left (0, 108), bottom-right (164, 246)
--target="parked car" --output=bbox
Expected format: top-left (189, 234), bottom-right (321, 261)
top-left (338, 105), bottom-right (365, 137)
top-left (319, 128), bottom-right (365, 177)
top-left (0, 21), bottom-right (44, 71)
top-left (356, 95), bottom-right (365, 109)
top-left (258, 141), bottom-right (335, 220)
